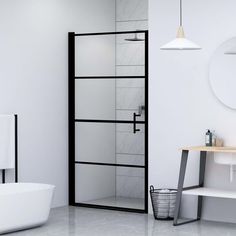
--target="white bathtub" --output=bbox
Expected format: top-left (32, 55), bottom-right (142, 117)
top-left (0, 183), bottom-right (55, 234)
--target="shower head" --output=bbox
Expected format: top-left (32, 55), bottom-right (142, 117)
top-left (125, 33), bottom-right (145, 42)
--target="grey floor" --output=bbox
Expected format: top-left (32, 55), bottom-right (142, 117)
top-left (8, 206), bottom-right (236, 236)
top-left (84, 196), bottom-right (144, 209)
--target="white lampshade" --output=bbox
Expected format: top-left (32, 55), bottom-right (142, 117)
top-left (160, 38), bottom-right (201, 50)
top-left (161, 26), bottom-right (201, 50)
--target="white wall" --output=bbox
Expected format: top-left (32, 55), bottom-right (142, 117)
top-left (150, 0), bottom-right (236, 223)
top-left (0, 0), bottom-right (115, 207)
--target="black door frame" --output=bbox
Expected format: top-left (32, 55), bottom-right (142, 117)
top-left (68, 30), bottom-right (148, 213)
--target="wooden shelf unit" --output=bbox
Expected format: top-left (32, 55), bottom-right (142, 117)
top-left (174, 145), bottom-right (236, 226)
top-left (180, 146), bottom-right (236, 153)
top-left (183, 187), bottom-right (236, 199)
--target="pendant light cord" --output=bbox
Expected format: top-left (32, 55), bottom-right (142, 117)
top-left (180, 0), bottom-right (183, 26)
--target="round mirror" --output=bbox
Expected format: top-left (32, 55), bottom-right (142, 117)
top-left (209, 38), bottom-right (236, 109)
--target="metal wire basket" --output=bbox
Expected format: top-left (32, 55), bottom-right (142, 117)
top-left (150, 185), bottom-right (177, 220)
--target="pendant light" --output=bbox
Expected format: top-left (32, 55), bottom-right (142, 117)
top-left (160, 0), bottom-right (201, 50)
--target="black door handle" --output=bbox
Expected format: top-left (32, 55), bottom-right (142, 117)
top-left (133, 113), bottom-right (141, 134)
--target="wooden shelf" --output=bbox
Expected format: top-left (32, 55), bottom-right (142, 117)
top-left (183, 187), bottom-right (236, 199)
top-left (180, 146), bottom-right (236, 153)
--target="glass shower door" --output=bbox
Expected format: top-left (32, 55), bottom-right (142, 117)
top-left (69, 31), bottom-right (148, 212)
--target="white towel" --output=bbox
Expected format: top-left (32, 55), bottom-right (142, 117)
top-left (0, 115), bottom-right (15, 169)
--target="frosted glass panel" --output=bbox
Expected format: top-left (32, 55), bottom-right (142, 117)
top-left (116, 43), bottom-right (144, 66)
top-left (75, 35), bottom-right (116, 76)
top-left (75, 164), bottom-right (145, 209)
top-left (116, 87), bottom-right (144, 110)
top-left (75, 79), bottom-right (116, 120)
top-left (75, 165), bottom-right (116, 203)
top-left (116, 65), bottom-right (144, 76)
top-left (116, 124), bottom-right (144, 155)
top-left (75, 123), bottom-right (116, 164)
top-left (75, 123), bottom-right (145, 165)
top-left (75, 79), bottom-right (145, 121)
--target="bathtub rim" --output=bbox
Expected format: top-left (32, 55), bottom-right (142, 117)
top-left (0, 182), bottom-right (55, 195)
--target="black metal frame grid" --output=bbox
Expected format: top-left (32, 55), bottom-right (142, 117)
top-left (1, 114), bottom-right (18, 184)
top-left (68, 30), bottom-right (148, 213)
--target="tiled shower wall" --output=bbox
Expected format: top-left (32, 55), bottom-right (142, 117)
top-left (115, 0), bottom-right (148, 198)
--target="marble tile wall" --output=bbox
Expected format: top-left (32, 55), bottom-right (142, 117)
top-left (116, 44), bottom-right (144, 65)
top-left (116, 87), bottom-right (144, 110)
top-left (115, 0), bottom-right (148, 199)
top-left (116, 66), bottom-right (144, 76)
top-left (116, 131), bottom-right (144, 154)
top-left (116, 0), bottom-right (148, 22)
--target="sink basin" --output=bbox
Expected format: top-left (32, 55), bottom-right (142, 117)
top-left (214, 153), bottom-right (236, 165)
top-left (214, 153), bottom-right (236, 182)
